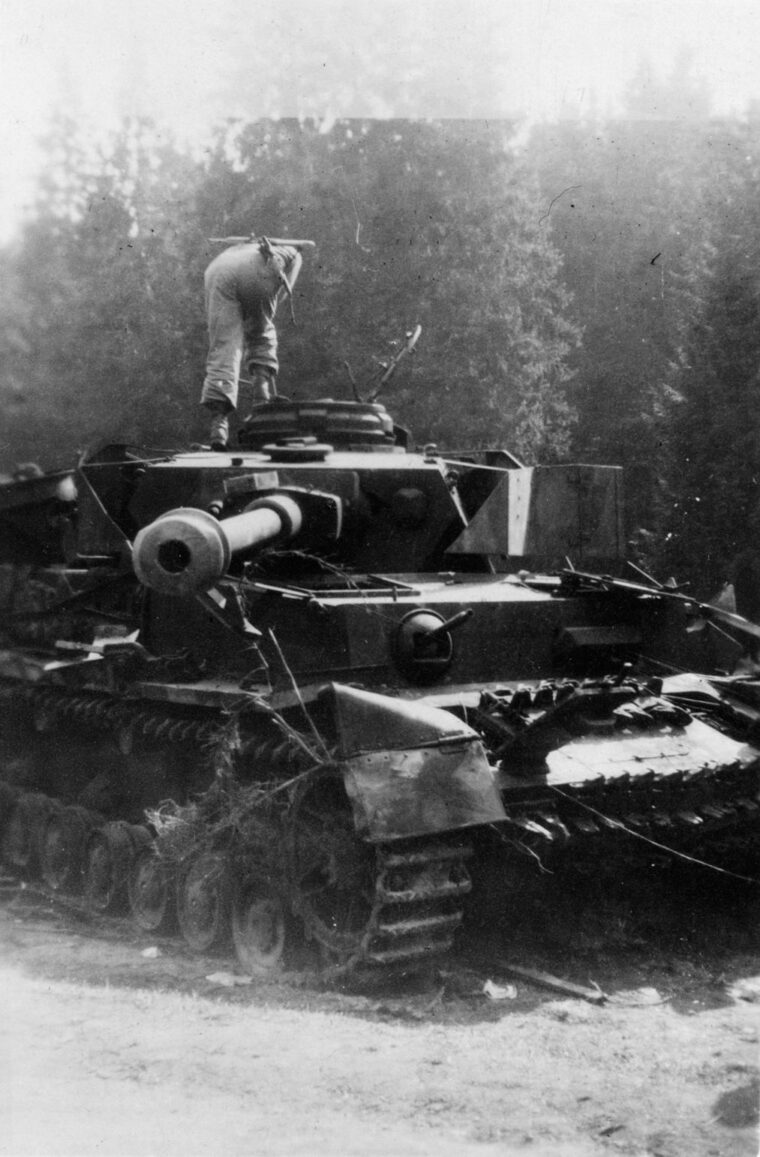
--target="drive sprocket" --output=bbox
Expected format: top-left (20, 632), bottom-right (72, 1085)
top-left (288, 766), bottom-right (472, 973)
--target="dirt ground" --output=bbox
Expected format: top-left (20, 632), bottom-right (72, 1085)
top-left (1, 861), bottom-right (759, 1157)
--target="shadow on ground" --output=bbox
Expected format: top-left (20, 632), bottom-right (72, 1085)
top-left (2, 845), bottom-right (759, 1029)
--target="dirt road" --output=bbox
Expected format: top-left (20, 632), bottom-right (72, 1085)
top-left (1, 866), bottom-right (759, 1157)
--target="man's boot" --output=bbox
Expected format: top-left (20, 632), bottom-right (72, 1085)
top-left (209, 413), bottom-right (229, 451)
top-left (248, 370), bottom-right (272, 407)
top-left (242, 366), bottom-right (275, 422)
top-left (205, 401), bottom-right (230, 451)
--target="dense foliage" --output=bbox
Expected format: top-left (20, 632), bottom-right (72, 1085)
top-left (2, 100), bottom-right (760, 595)
top-left (0, 118), bottom-right (579, 469)
top-left (662, 127), bottom-right (760, 590)
top-left (531, 113), bottom-right (760, 591)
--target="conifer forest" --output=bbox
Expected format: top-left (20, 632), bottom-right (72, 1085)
top-left (2, 65), bottom-right (760, 600)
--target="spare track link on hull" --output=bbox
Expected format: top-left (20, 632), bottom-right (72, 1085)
top-left (0, 682), bottom-right (222, 750)
top-left (0, 680), bottom-right (308, 777)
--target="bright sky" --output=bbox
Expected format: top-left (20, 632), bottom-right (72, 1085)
top-left (1, 0), bottom-right (759, 239)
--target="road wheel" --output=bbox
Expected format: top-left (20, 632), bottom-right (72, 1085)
top-left (128, 843), bottom-right (175, 932)
top-left (3, 793), bottom-right (61, 875)
top-left (40, 805), bottom-right (99, 892)
top-left (83, 821), bottom-right (137, 913)
top-left (0, 782), bottom-right (21, 841)
top-left (232, 878), bottom-right (288, 976)
top-left (289, 768), bottom-right (378, 969)
top-left (176, 851), bottom-right (231, 952)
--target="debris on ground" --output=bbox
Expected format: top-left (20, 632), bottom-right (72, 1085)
top-left (495, 962), bottom-right (606, 1004)
top-left (482, 978), bottom-right (517, 1001)
top-left (606, 986), bottom-right (668, 1007)
top-left (728, 976), bottom-right (760, 1003)
top-left (205, 971), bottom-right (253, 988)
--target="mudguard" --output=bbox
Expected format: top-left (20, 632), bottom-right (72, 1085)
top-left (323, 683), bottom-right (506, 841)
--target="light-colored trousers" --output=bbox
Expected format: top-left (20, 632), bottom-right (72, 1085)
top-left (201, 243), bottom-right (301, 412)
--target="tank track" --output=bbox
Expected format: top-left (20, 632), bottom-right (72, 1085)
top-left (296, 839), bottom-right (473, 974)
top-left (0, 680), bottom-right (473, 977)
top-left (367, 842), bottom-right (473, 968)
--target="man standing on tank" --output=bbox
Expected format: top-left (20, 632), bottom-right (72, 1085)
top-left (201, 237), bottom-right (304, 450)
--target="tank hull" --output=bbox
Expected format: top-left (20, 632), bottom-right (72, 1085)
top-left (1, 407), bottom-right (759, 978)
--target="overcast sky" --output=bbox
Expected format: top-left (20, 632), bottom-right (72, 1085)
top-left (1, 0), bottom-right (759, 237)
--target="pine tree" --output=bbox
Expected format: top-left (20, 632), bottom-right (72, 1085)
top-left (665, 121), bottom-right (760, 591)
top-left (531, 112), bottom-right (717, 542)
top-left (0, 115), bottom-right (208, 469)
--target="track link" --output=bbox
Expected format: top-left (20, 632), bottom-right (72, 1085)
top-left (362, 841), bottom-right (472, 968)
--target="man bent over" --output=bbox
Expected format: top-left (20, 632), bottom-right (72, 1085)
top-left (201, 237), bottom-right (306, 450)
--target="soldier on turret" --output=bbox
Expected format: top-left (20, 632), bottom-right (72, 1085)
top-left (201, 235), bottom-right (313, 450)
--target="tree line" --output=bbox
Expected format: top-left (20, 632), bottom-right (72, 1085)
top-left (1, 107), bottom-right (759, 596)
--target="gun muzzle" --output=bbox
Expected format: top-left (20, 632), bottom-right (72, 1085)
top-left (133, 495), bottom-right (302, 597)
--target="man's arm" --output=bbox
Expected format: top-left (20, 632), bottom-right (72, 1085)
top-left (280, 248), bottom-right (303, 292)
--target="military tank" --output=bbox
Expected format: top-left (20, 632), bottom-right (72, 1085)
top-left (1, 351), bottom-right (759, 978)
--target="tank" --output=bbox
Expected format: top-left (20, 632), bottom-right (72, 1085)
top-left (1, 388), bottom-right (759, 978)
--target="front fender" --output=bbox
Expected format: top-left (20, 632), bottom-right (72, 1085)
top-left (322, 683), bottom-right (506, 841)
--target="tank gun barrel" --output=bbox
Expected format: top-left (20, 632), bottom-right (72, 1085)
top-left (132, 495), bottom-right (303, 597)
